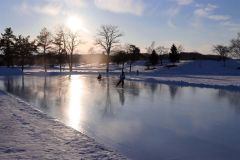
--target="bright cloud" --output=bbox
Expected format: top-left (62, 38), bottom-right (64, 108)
top-left (94, 0), bottom-right (144, 16)
top-left (18, 2), bottom-right (61, 16)
top-left (18, 0), bottom-right (88, 16)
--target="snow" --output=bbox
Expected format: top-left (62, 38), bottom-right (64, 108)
top-left (127, 60), bottom-right (240, 91)
top-left (0, 91), bottom-right (126, 160)
top-left (142, 60), bottom-right (240, 76)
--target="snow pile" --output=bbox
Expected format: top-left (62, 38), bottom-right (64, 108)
top-left (0, 91), bottom-right (126, 160)
top-left (0, 67), bottom-right (23, 76)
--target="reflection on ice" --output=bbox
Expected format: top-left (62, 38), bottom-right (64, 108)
top-left (1, 75), bottom-right (240, 160)
top-left (67, 76), bottom-right (83, 130)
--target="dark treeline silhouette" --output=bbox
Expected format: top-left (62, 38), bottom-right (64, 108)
top-left (169, 44), bottom-right (180, 63)
top-left (111, 44), bottom-right (141, 73)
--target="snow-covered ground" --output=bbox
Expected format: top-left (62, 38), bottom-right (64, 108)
top-left (128, 60), bottom-right (240, 90)
top-left (0, 91), bottom-right (126, 160)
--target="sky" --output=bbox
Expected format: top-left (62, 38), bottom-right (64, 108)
top-left (1, 0), bottom-right (240, 54)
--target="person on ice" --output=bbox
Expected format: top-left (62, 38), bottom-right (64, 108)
top-left (97, 73), bottom-right (102, 80)
top-left (116, 71), bottom-right (125, 87)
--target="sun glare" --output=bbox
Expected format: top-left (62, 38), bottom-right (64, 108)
top-left (67, 76), bottom-right (84, 130)
top-left (66, 16), bottom-right (88, 32)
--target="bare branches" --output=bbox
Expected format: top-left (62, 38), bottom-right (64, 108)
top-left (95, 24), bottom-right (123, 73)
top-left (213, 45), bottom-right (230, 66)
top-left (230, 33), bottom-right (240, 58)
top-left (213, 45), bottom-right (229, 56)
top-left (156, 46), bottom-right (169, 55)
top-left (95, 25), bottom-right (123, 54)
top-left (64, 29), bottom-right (83, 72)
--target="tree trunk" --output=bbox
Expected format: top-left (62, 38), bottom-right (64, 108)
top-left (129, 62), bottom-right (132, 73)
top-left (223, 57), bottom-right (226, 67)
top-left (60, 63), bottom-right (62, 72)
top-left (59, 49), bottom-right (62, 72)
top-left (70, 52), bottom-right (73, 73)
top-left (21, 58), bottom-right (24, 71)
top-left (160, 55), bottom-right (163, 66)
top-left (106, 48), bottom-right (110, 74)
top-left (44, 49), bottom-right (47, 73)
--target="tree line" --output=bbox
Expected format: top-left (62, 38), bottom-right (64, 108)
top-left (213, 33), bottom-right (240, 66)
top-left (1, 24), bottom-right (238, 73)
top-left (0, 24), bottom-right (185, 74)
top-left (0, 27), bottom-right (82, 72)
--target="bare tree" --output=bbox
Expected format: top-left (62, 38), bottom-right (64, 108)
top-left (53, 27), bottom-right (66, 72)
top-left (88, 47), bottom-right (95, 54)
top-left (177, 45), bottom-right (184, 53)
top-left (36, 27), bottom-right (52, 72)
top-left (213, 45), bottom-right (229, 67)
top-left (65, 30), bottom-right (82, 72)
top-left (230, 33), bottom-right (240, 58)
top-left (156, 46), bottom-right (168, 65)
top-left (95, 25), bottom-right (123, 74)
top-left (146, 41), bottom-right (155, 54)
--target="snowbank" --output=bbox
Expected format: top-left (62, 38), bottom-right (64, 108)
top-left (139, 60), bottom-right (240, 76)
top-left (0, 67), bottom-right (23, 76)
top-left (123, 60), bottom-right (240, 91)
top-left (0, 91), bottom-right (126, 160)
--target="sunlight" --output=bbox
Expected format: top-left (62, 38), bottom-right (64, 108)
top-left (66, 15), bottom-right (88, 33)
top-left (67, 76), bottom-right (84, 130)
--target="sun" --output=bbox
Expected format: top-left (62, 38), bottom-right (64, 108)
top-left (66, 16), bottom-right (86, 32)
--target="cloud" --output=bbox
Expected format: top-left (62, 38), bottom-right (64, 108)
top-left (176, 0), bottom-right (193, 6)
top-left (34, 3), bottom-right (61, 16)
top-left (194, 4), bottom-right (230, 22)
top-left (221, 21), bottom-right (240, 31)
top-left (17, 0), bottom-right (88, 16)
top-left (208, 15), bottom-right (230, 21)
top-left (18, 2), bottom-right (61, 16)
top-left (166, 7), bottom-right (180, 28)
top-left (94, 0), bottom-right (144, 16)
top-left (165, 0), bottom-right (193, 28)
top-left (194, 3), bottom-right (217, 17)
